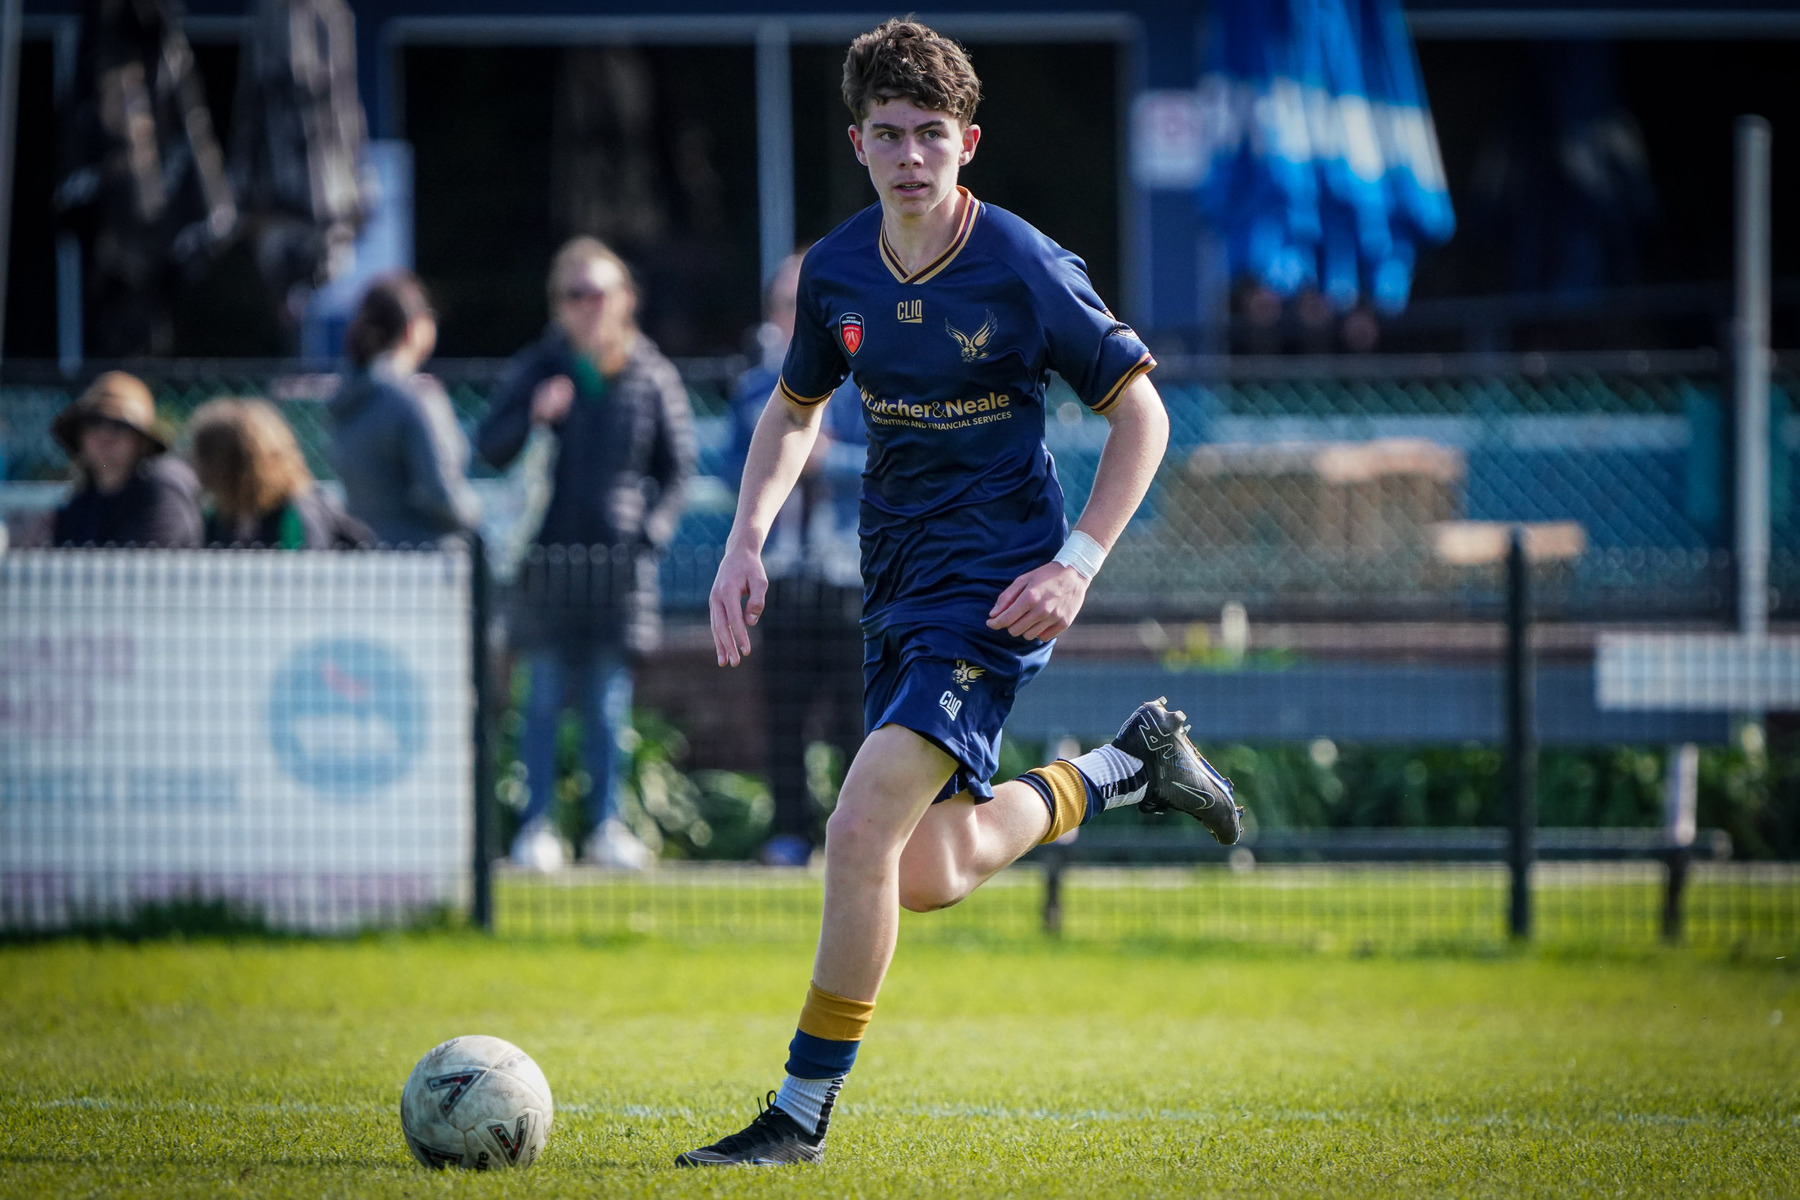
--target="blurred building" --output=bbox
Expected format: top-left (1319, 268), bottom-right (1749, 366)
top-left (6, 1), bottom-right (1800, 360)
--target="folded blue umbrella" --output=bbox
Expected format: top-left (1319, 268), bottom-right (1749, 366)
top-left (1198, 0), bottom-right (1319, 296)
top-left (1195, 0), bottom-right (1454, 314)
top-left (1357, 0), bottom-right (1455, 310)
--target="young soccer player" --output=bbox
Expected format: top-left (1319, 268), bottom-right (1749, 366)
top-left (680, 19), bottom-right (1242, 1167)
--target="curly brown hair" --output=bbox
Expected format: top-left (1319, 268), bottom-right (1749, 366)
top-left (841, 18), bottom-right (981, 125)
top-left (186, 398), bottom-right (315, 520)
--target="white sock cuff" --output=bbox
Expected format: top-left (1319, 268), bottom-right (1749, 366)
top-left (1068, 744), bottom-right (1149, 811)
top-left (775, 1074), bottom-right (841, 1136)
top-left (1070, 744), bottom-right (1142, 788)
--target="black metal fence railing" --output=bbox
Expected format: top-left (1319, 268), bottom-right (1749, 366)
top-left (484, 858), bottom-right (1800, 953)
top-left (413, 535), bottom-right (1800, 952)
top-left (3, 544), bottom-right (1793, 952)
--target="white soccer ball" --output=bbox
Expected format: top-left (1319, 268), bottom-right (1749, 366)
top-left (399, 1035), bottom-right (554, 1171)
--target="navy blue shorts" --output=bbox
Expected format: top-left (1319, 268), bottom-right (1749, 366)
top-left (862, 621), bottom-right (1055, 803)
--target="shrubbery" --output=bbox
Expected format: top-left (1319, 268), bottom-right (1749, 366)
top-left (497, 677), bottom-right (1797, 861)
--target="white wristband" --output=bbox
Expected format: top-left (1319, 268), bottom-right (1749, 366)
top-left (1053, 530), bottom-right (1107, 580)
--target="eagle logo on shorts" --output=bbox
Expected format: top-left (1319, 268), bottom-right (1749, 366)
top-left (952, 660), bottom-right (986, 691)
top-left (946, 311), bottom-right (996, 362)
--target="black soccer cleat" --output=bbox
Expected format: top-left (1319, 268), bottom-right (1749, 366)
top-left (674, 1091), bottom-right (828, 1167)
top-left (1112, 696), bottom-right (1243, 845)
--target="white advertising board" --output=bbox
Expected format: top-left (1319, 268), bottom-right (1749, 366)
top-left (1, 550), bottom-right (473, 930)
top-left (1596, 632), bottom-right (1800, 712)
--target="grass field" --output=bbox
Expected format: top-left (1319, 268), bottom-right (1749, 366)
top-left (3, 932), bottom-right (1797, 1198)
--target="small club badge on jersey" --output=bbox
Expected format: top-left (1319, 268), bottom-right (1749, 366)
top-left (839, 313), bottom-right (864, 356)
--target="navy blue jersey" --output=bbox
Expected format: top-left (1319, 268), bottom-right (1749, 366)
top-left (780, 188), bottom-right (1155, 632)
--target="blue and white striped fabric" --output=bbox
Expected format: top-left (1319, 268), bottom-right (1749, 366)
top-left (1196, 0), bottom-right (1454, 314)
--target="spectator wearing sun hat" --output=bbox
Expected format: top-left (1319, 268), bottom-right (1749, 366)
top-left (50, 371), bottom-right (202, 548)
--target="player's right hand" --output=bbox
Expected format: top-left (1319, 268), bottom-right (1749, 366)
top-left (529, 375), bottom-right (575, 426)
top-left (708, 546), bottom-right (768, 667)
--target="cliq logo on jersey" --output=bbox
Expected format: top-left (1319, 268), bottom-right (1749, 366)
top-left (839, 313), bottom-right (864, 355)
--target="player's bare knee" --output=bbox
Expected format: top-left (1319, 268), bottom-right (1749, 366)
top-left (823, 803), bottom-right (902, 868)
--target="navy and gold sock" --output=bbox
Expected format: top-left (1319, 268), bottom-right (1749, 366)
top-left (777, 983), bottom-right (874, 1136)
top-left (1020, 760), bottom-right (1095, 843)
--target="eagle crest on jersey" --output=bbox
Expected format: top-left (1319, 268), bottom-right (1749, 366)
top-left (952, 660), bottom-right (986, 690)
top-left (946, 311), bottom-right (996, 362)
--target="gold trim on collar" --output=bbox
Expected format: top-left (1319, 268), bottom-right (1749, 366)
top-left (879, 188), bottom-right (981, 286)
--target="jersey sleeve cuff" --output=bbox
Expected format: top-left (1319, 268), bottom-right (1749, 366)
top-left (778, 376), bottom-right (837, 408)
top-left (1088, 351), bottom-right (1156, 415)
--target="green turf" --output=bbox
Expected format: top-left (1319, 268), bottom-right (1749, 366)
top-left (3, 935), bottom-right (1797, 1198)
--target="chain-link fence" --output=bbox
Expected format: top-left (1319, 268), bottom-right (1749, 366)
top-left (1133, 352), bottom-right (1769, 620)
top-left (0, 543), bottom-right (1792, 949)
top-left (1, 351), bottom-right (1790, 619)
top-left (1, 355), bottom-right (1794, 949)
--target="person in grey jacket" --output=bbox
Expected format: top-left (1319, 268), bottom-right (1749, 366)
top-left (477, 236), bottom-right (696, 871)
top-left (327, 272), bottom-right (481, 548)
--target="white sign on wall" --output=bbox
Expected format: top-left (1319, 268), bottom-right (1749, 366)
top-left (1131, 89), bottom-right (1207, 190)
top-left (0, 551), bottom-right (473, 931)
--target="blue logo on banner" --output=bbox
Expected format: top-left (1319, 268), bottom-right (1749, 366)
top-left (268, 639), bottom-right (424, 797)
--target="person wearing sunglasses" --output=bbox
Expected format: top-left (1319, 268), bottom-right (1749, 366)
top-left (477, 237), bottom-right (697, 872)
top-left (50, 371), bottom-right (202, 549)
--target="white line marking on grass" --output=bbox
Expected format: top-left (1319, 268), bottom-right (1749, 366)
top-left (561, 1104), bottom-right (696, 1120)
top-left (842, 1102), bottom-right (1349, 1124)
top-left (29, 1098), bottom-right (390, 1116)
top-left (14, 1097), bottom-right (1793, 1132)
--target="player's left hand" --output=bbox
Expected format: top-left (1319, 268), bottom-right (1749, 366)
top-left (987, 562), bottom-right (1089, 642)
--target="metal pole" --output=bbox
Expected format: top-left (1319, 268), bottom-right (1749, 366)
top-left (1041, 848), bottom-right (1065, 936)
top-left (54, 17), bottom-right (82, 373)
top-left (1662, 846), bottom-right (1691, 943)
top-left (1505, 528), bottom-right (1536, 939)
top-left (755, 21), bottom-right (794, 287)
top-left (1733, 115), bottom-right (1772, 638)
top-left (469, 534), bottom-right (495, 931)
top-left (1661, 743), bottom-right (1699, 943)
top-left (0, 0), bottom-right (24, 370)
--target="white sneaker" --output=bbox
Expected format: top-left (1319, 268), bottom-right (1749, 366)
top-left (584, 818), bottom-right (654, 870)
top-left (510, 817), bottom-right (567, 872)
